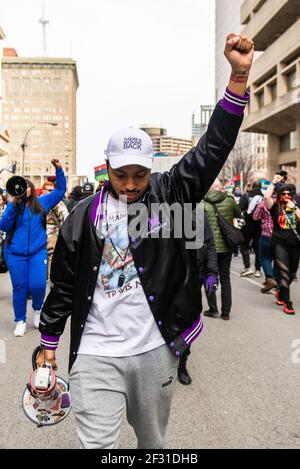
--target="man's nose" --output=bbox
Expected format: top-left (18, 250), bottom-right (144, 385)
top-left (125, 180), bottom-right (137, 191)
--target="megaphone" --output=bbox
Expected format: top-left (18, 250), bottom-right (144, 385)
top-left (6, 176), bottom-right (27, 198)
top-left (22, 346), bottom-right (71, 427)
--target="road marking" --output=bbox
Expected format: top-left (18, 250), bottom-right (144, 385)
top-left (231, 270), bottom-right (264, 288)
top-left (231, 271), bottom-right (277, 295)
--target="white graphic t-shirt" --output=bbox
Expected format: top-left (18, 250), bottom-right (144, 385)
top-left (78, 194), bottom-right (165, 357)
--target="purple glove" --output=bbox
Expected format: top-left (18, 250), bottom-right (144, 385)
top-left (205, 275), bottom-right (218, 297)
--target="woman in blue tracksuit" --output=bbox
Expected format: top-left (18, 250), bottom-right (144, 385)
top-left (0, 159), bottom-right (67, 337)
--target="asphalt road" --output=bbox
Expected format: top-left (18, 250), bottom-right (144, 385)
top-left (1, 254), bottom-right (300, 449)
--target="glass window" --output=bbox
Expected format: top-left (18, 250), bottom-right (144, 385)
top-left (22, 78), bottom-right (30, 97)
top-left (44, 78), bottom-right (51, 97)
top-left (32, 78), bottom-right (41, 97)
top-left (54, 78), bottom-right (61, 96)
top-left (286, 69), bottom-right (297, 91)
top-left (11, 78), bottom-right (20, 97)
top-left (257, 92), bottom-right (264, 109)
top-left (269, 81), bottom-right (277, 101)
top-left (280, 131), bottom-right (297, 152)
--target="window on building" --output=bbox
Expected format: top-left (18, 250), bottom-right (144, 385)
top-left (22, 78), bottom-right (31, 97)
top-left (286, 69), bottom-right (297, 91)
top-left (32, 78), bottom-right (41, 97)
top-left (54, 78), bottom-right (61, 97)
top-left (44, 78), bottom-right (51, 97)
top-left (11, 78), bottom-right (20, 97)
top-left (257, 91), bottom-right (264, 109)
top-left (280, 131), bottom-right (297, 152)
top-left (268, 81), bottom-right (277, 101)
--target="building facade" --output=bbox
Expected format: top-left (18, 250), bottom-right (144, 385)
top-left (215, 0), bottom-right (243, 102)
top-left (0, 26), bottom-right (10, 162)
top-left (215, 0), bottom-right (268, 183)
top-left (141, 126), bottom-right (192, 157)
top-left (192, 105), bottom-right (214, 146)
top-left (1, 49), bottom-right (79, 188)
top-left (241, 0), bottom-right (300, 187)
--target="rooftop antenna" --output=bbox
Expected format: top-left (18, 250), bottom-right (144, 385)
top-left (39, 1), bottom-right (49, 55)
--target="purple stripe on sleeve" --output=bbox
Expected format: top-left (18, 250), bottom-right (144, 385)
top-left (180, 317), bottom-right (203, 344)
top-left (41, 334), bottom-right (60, 351)
top-left (225, 87), bottom-right (250, 102)
top-left (91, 191), bottom-right (101, 224)
top-left (91, 182), bottom-right (109, 226)
top-left (221, 99), bottom-right (245, 116)
top-left (186, 322), bottom-right (204, 346)
top-left (221, 88), bottom-right (250, 116)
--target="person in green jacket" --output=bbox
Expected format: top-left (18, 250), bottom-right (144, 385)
top-left (204, 178), bottom-right (242, 320)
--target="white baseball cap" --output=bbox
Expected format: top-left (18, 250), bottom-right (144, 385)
top-left (104, 128), bottom-right (154, 169)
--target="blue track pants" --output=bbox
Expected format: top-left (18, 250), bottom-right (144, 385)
top-left (5, 250), bottom-right (47, 322)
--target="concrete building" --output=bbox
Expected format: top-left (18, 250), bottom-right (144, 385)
top-left (140, 126), bottom-right (192, 158)
top-left (215, 0), bottom-right (268, 183)
top-left (1, 49), bottom-right (79, 188)
top-left (0, 26), bottom-right (11, 190)
top-left (192, 105), bottom-right (214, 146)
top-left (0, 26), bottom-right (10, 162)
top-left (215, 0), bottom-right (243, 103)
top-left (241, 0), bottom-right (300, 187)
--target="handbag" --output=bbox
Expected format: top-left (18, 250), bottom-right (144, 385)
top-left (210, 203), bottom-right (244, 249)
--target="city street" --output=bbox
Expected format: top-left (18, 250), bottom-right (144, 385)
top-left (1, 254), bottom-right (300, 449)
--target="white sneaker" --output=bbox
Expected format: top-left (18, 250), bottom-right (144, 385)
top-left (240, 268), bottom-right (254, 277)
top-left (255, 270), bottom-right (262, 278)
top-left (32, 309), bottom-right (41, 329)
top-left (14, 321), bottom-right (27, 337)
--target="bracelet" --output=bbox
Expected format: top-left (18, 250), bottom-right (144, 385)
top-left (230, 69), bottom-right (249, 84)
top-left (230, 74), bottom-right (248, 83)
top-left (231, 69), bottom-right (249, 76)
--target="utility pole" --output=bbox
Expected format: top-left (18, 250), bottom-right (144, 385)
top-left (20, 122), bottom-right (58, 177)
top-left (39, 1), bottom-right (49, 55)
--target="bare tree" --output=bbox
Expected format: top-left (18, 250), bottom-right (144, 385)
top-left (223, 133), bottom-right (258, 188)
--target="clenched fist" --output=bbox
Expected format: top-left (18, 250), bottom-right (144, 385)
top-left (36, 348), bottom-right (58, 371)
top-left (51, 159), bottom-right (62, 170)
top-left (224, 33), bottom-right (254, 73)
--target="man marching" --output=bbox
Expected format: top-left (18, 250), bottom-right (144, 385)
top-left (37, 33), bottom-right (254, 449)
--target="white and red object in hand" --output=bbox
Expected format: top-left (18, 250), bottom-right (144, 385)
top-left (22, 346), bottom-right (71, 427)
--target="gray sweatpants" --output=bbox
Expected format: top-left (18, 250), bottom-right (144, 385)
top-left (69, 344), bottom-right (178, 449)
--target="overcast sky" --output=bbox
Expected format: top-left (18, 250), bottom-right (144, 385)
top-left (1, 0), bottom-right (216, 179)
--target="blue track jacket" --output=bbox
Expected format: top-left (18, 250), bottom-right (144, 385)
top-left (0, 168), bottom-right (66, 256)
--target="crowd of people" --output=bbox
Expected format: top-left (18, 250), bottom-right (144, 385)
top-left (0, 166), bottom-right (105, 336)
top-left (236, 171), bottom-right (300, 315)
top-left (206, 172), bottom-right (300, 308)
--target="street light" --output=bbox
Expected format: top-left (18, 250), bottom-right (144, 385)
top-left (20, 122), bottom-right (58, 176)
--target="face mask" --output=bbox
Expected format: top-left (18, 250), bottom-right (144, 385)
top-left (280, 194), bottom-right (292, 205)
top-left (275, 182), bottom-right (284, 193)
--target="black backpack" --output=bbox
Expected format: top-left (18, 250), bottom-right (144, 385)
top-left (211, 203), bottom-right (244, 249)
